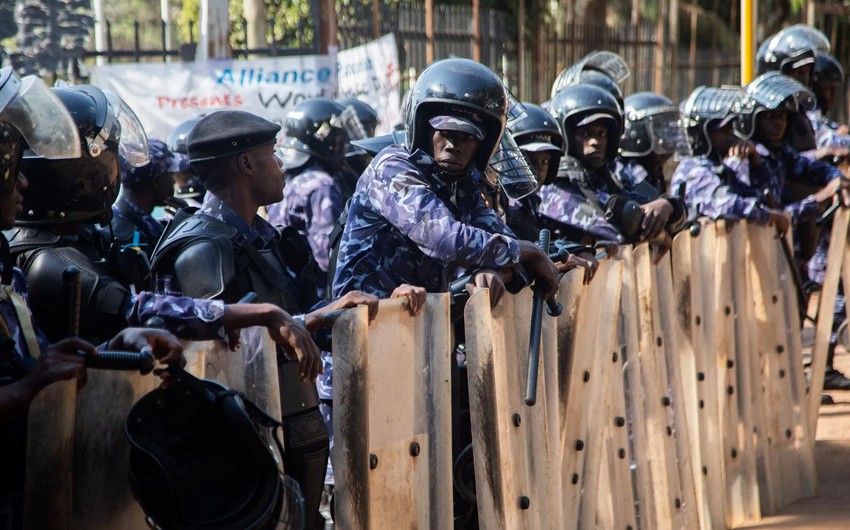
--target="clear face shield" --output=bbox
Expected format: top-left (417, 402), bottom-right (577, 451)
top-left (487, 131), bottom-right (538, 200)
top-left (0, 72), bottom-right (81, 159)
top-left (551, 50), bottom-right (630, 99)
top-left (335, 105), bottom-right (368, 156)
top-left (647, 110), bottom-right (692, 157)
top-left (104, 91), bottom-right (150, 167)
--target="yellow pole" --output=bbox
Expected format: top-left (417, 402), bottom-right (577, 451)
top-left (741, 0), bottom-right (755, 84)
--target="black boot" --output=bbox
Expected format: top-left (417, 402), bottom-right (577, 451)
top-left (823, 343), bottom-right (850, 391)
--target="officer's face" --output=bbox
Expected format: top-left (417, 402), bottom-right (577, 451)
top-left (787, 64), bottom-right (813, 87)
top-left (432, 129), bottom-right (480, 173)
top-left (250, 144), bottom-right (285, 204)
top-left (527, 151), bottom-right (554, 187)
top-left (153, 172), bottom-right (176, 205)
top-left (755, 109), bottom-right (789, 149)
top-left (0, 173), bottom-right (27, 230)
top-left (708, 122), bottom-right (737, 156)
top-left (817, 81), bottom-right (839, 113)
top-left (574, 122), bottom-right (608, 170)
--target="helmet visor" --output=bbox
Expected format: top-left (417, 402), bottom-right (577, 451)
top-left (105, 91), bottom-right (149, 167)
top-left (747, 72), bottom-right (816, 112)
top-left (683, 86), bottom-right (747, 125)
top-left (506, 90), bottom-right (527, 127)
top-left (489, 131), bottom-right (537, 200)
top-left (648, 110), bottom-right (692, 156)
top-left (0, 75), bottom-right (81, 159)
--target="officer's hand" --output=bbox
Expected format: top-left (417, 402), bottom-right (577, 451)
top-left (813, 177), bottom-right (850, 204)
top-left (814, 145), bottom-right (850, 163)
top-left (639, 199), bottom-right (673, 241)
top-left (108, 328), bottom-right (186, 378)
top-left (594, 240), bottom-right (620, 259)
top-left (26, 337), bottom-right (92, 393)
top-left (265, 308), bottom-right (322, 383)
top-left (838, 125), bottom-right (850, 136)
top-left (558, 252), bottom-right (599, 284)
top-left (326, 291), bottom-right (380, 322)
top-left (391, 284), bottom-right (427, 315)
top-left (518, 241), bottom-right (559, 301)
top-left (649, 232), bottom-right (673, 265)
top-left (728, 140), bottom-right (760, 167)
top-left (767, 209), bottom-right (790, 235)
top-left (469, 269), bottom-right (507, 309)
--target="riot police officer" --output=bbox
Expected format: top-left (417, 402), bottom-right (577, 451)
top-left (149, 109), bottom-right (379, 528)
top-left (165, 116), bottom-right (206, 208)
top-left (267, 98), bottom-right (359, 297)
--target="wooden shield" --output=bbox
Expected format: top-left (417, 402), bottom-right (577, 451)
top-left (464, 284), bottom-right (558, 529)
top-left (671, 226), bottom-right (724, 530)
top-left (24, 380), bottom-right (76, 530)
top-left (333, 295), bottom-right (452, 530)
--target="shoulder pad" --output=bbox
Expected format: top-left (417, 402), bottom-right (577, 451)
top-left (556, 156), bottom-right (586, 183)
top-left (150, 214), bottom-right (236, 299)
top-left (4, 227), bottom-right (61, 255)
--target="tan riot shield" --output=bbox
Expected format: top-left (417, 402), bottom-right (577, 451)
top-left (653, 248), bottom-right (701, 529)
top-left (629, 243), bottom-right (686, 530)
top-left (545, 259), bottom-right (630, 530)
top-left (24, 380), bottom-right (76, 530)
top-left (333, 295), bottom-right (452, 530)
top-left (809, 206), bottom-right (850, 438)
top-left (746, 223), bottom-right (816, 513)
top-left (463, 285), bottom-right (558, 530)
top-left (60, 329), bottom-right (278, 530)
top-left (671, 227), bottom-right (723, 530)
top-left (715, 220), bottom-right (760, 526)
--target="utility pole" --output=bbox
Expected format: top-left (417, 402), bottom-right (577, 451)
top-left (654, 0), bottom-right (668, 93)
top-left (196, 0), bottom-right (231, 61)
top-left (243, 0), bottom-right (265, 57)
top-left (518, 0), bottom-right (525, 99)
top-left (741, 0), bottom-right (755, 84)
top-left (372, 0), bottom-right (382, 39)
top-left (318, 0), bottom-right (337, 54)
top-left (472, 0), bottom-right (481, 62)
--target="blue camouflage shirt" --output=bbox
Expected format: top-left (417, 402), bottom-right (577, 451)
top-left (332, 145), bottom-right (524, 300)
top-left (671, 144), bottom-right (841, 225)
top-left (266, 164), bottom-right (346, 273)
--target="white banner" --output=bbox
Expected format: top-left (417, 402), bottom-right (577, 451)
top-left (91, 54), bottom-right (338, 140)
top-left (90, 34), bottom-right (401, 142)
top-left (336, 33), bottom-right (402, 134)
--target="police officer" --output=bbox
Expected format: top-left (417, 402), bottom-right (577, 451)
top-left (505, 102), bottom-right (599, 282)
top-left (149, 109), bottom-right (379, 528)
top-left (267, 98), bottom-right (355, 297)
top-left (538, 84), bottom-right (629, 247)
top-left (616, 92), bottom-right (689, 235)
top-left (0, 68), bottom-right (185, 530)
top-left (550, 50), bottom-right (630, 110)
top-left (670, 85), bottom-right (792, 230)
top-left (107, 139), bottom-right (180, 260)
top-left (332, 57), bottom-right (559, 304)
top-left (166, 116), bottom-right (206, 208)
top-left (5, 85), bottom-right (151, 344)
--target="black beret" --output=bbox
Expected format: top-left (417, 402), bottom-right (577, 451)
top-left (187, 110), bottom-right (281, 163)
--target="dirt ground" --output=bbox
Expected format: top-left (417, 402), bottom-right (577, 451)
top-left (739, 347), bottom-right (850, 530)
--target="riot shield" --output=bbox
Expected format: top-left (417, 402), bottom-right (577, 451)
top-left (333, 295), bottom-right (452, 530)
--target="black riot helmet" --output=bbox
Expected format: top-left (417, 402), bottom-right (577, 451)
top-left (620, 92), bottom-right (691, 158)
top-left (279, 98), bottom-right (365, 172)
top-left (813, 51), bottom-right (844, 112)
top-left (18, 85), bottom-right (149, 226)
top-left (336, 98), bottom-right (380, 137)
top-left (508, 102), bottom-right (564, 183)
top-left (681, 85), bottom-right (747, 157)
top-left (735, 71), bottom-right (816, 141)
top-left (166, 116), bottom-right (203, 155)
top-left (549, 83), bottom-right (624, 161)
top-left (757, 24), bottom-right (830, 79)
top-left (550, 50), bottom-right (629, 105)
top-left (406, 57), bottom-right (508, 172)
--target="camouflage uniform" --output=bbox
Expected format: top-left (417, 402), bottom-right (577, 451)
top-left (808, 110), bottom-right (850, 149)
top-left (332, 145), bottom-right (528, 300)
top-left (670, 143), bottom-right (841, 224)
top-left (109, 196), bottom-right (164, 259)
top-left (266, 163), bottom-right (346, 299)
top-left (502, 193), bottom-right (542, 242)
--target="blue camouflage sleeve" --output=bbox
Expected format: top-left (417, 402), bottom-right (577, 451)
top-left (783, 151), bottom-right (842, 222)
top-left (306, 183), bottom-right (345, 272)
top-left (367, 161), bottom-right (522, 269)
top-left (672, 157), bottom-right (771, 225)
top-left (127, 292), bottom-right (227, 341)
